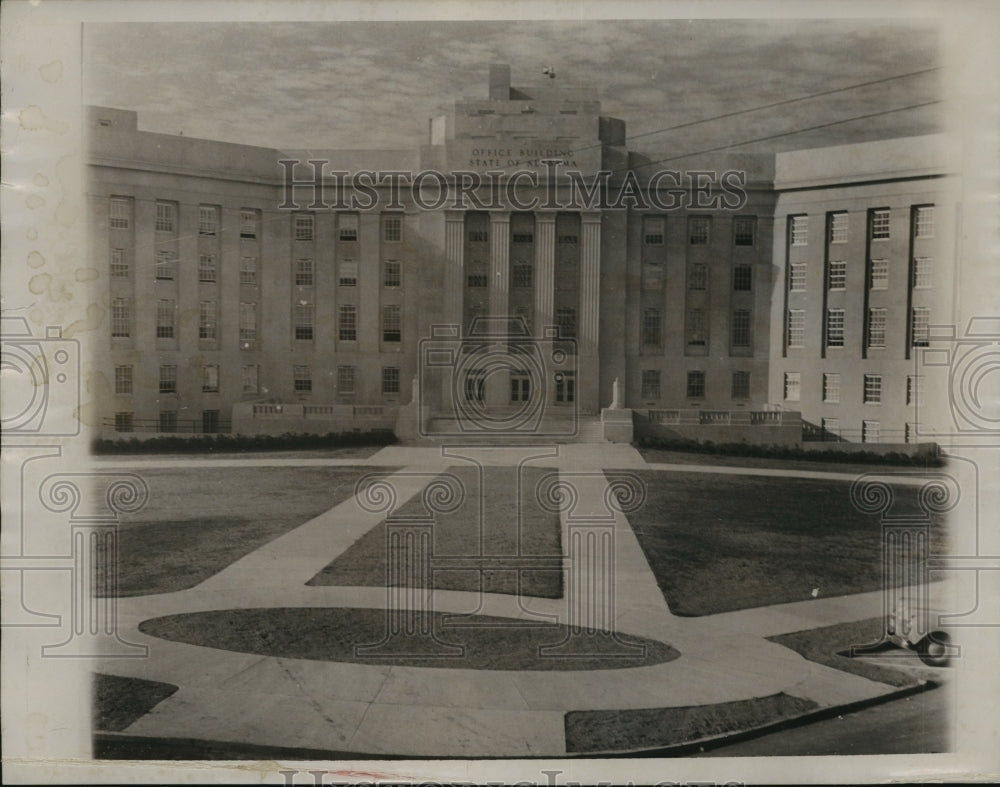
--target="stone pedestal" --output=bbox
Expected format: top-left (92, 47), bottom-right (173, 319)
top-left (601, 407), bottom-right (634, 443)
top-left (395, 376), bottom-right (426, 441)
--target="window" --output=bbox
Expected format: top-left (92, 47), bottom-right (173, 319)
top-left (159, 365), bottom-right (177, 394)
top-left (198, 205), bottom-right (218, 236)
top-left (643, 262), bottom-right (664, 290)
top-left (155, 201), bottom-right (175, 232)
top-left (339, 305), bottom-right (357, 341)
top-left (112, 298), bottom-right (130, 337)
top-left (829, 212), bottom-right (848, 244)
top-left (159, 411), bottom-right (178, 433)
top-left (555, 307), bottom-right (577, 339)
top-left (731, 370), bottom-right (750, 400)
top-left (688, 263), bottom-right (707, 290)
top-left (334, 213), bottom-right (358, 242)
top-left (382, 304), bottom-right (401, 342)
top-left (734, 216), bottom-right (756, 246)
top-left (199, 300), bottom-right (217, 340)
top-left (869, 259), bottom-right (888, 289)
top-left (337, 365), bottom-right (356, 395)
top-left (382, 214), bottom-right (402, 242)
top-left (382, 366), bottom-right (400, 396)
top-left (870, 209), bottom-right (890, 240)
top-left (293, 365), bottom-right (312, 392)
top-left (644, 216), bottom-right (664, 245)
top-left (512, 232), bottom-right (534, 244)
top-left (239, 256), bottom-right (258, 285)
top-left (294, 214), bottom-right (314, 241)
top-left (907, 375), bottom-right (924, 406)
top-left (914, 205), bottom-right (934, 238)
top-left (241, 364), bottom-right (259, 394)
top-left (823, 373), bottom-right (841, 403)
top-left (383, 260), bottom-right (401, 288)
top-left (864, 374), bottom-right (883, 404)
top-left (731, 310), bottom-right (751, 348)
top-left (199, 254), bottom-right (217, 282)
top-left (239, 301), bottom-right (257, 343)
top-left (240, 209), bottom-right (258, 239)
top-left (554, 371), bottom-right (576, 403)
top-left (294, 304), bottom-right (314, 340)
top-left (641, 370), bottom-right (661, 399)
top-left (912, 307), bottom-right (930, 346)
top-left (826, 308), bottom-right (845, 347)
top-left (822, 418), bottom-right (840, 438)
top-left (466, 274), bottom-right (488, 288)
top-left (109, 197), bottom-right (131, 229)
top-left (202, 410), bottom-right (220, 434)
top-left (114, 412), bottom-right (133, 433)
top-left (787, 309), bottom-right (805, 347)
top-left (913, 257), bottom-right (933, 288)
top-left (295, 258), bottom-right (314, 286)
top-left (689, 217), bottom-right (710, 245)
top-left (867, 308), bottom-right (887, 348)
top-left (202, 364), bottom-right (219, 393)
top-left (469, 229), bottom-right (489, 243)
top-left (114, 365), bottom-right (132, 395)
top-left (557, 233), bottom-right (577, 244)
top-left (862, 420), bottom-right (881, 443)
top-left (790, 215), bottom-right (808, 246)
top-left (338, 260), bottom-right (358, 286)
top-left (110, 248), bottom-right (129, 278)
top-left (642, 308), bottom-right (661, 346)
top-left (733, 264), bottom-right (752, 291)
top-left (789, 263), bottom-right (806, 291)
top-left (784, 372), bottom-right (801, 401)
top-left (513, 263), bottom-right (533, 288)
top-left (687, 308), bottom-right (707, 346)
top-left (155, 250), bottom-right (176, 280)
top-left (686, 371), bottom-right (706, 398)
top-left (828, 260), bottom-right (846, 290)
top-left (905, 423), bottom-right (918, 443)
top-left (156, 299), bottom-right (175, 339)
top-left (514, 306), bottom-right (531, 332)
top-left (510, 372), bottom-right (530, 403)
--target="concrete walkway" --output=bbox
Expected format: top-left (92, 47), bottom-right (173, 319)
top-left (95, 445), bottom-right (927, 756)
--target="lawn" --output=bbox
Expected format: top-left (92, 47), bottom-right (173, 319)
top-left (769, 617), bottom-right (940, 688)
top-left (564, 692), bottom-right (818, 753)
top-left (137, 607), bottom-right (677, 670)
top-left (101, 466), bottom-right (396, 596)
top-left (93, 673), bottom-right (178, 732)
top-left (624, 471), bottom-right (947, 616)
top-left (308, 465), bottom-right (564, 598)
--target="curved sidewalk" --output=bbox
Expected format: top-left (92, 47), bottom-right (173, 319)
top-left (96, 459), bottom-right (909, 757)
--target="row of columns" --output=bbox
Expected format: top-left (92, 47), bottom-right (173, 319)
top-left (443, 210), bottom-right (602, 357)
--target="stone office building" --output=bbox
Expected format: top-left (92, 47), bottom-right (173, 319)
top-left (87, 64), bottom-right (951, 444)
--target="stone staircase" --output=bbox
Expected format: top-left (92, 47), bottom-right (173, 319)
top-left (417, 414), bottom-right (607, 445)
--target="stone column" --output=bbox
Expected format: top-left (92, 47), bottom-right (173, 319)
top-left (486, 212), bottom-right (511, 408)
top-left (489, 212), bottom-right (511, 321)
top-left (579, 212), bottom-right (602, 414)
top-left (534, 212), bottom-right (556, 335)
top-left (443, 211), bottom-right (465, 330)
top-left (579, 213), bottom-right (602, 356)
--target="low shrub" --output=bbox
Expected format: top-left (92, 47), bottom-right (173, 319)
top-left (91, 429), bottom-right (397, 455)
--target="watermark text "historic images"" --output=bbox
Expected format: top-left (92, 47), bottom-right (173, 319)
top-left (278, 159), bottom-right (748, 212)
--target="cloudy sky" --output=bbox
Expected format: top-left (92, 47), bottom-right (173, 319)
top-left (83, 18), bottom-right (943, 160)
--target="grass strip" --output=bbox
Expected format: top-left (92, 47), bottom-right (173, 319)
top-left (138, 607), bottom-right (678, 670)
top-left (93, 673), bottom-right (178, 732)
top-left (564, 692), bottom-right (817, 753)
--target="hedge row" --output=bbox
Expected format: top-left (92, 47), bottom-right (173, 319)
top-left (91, 430), bottom-right (398, 455)
top-left (635, 435), bottom-right (944, 467)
